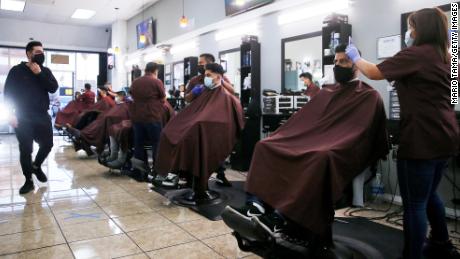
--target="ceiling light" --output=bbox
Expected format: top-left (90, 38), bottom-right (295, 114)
top-left (278, 0), bottom-right (349, 25)
top-left (0, 0), bottom-right (25, 12)
top-left (71, 9), bottom-right (96, 20)
top-left (179, 15), bottom-right (189, 28)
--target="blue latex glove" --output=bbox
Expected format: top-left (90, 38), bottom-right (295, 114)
top-left (346, 37), bottom-right (361, 63)
top-left (191, 85), bottom-right (204, 96)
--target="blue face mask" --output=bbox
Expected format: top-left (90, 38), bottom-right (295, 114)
top-left (405, 30), bottom-right (414, 47)
top-left (204, 76), bottom-right (215, 89)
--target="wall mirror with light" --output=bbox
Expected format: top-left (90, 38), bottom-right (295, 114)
top-left (172, 61), bottom-right (184, 95)
top-left (281, 31), bottom-right (322, 93)
top-left (219, 48), bottom-right (241, 97)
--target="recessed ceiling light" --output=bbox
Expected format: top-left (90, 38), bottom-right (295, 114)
top-left (0, 0), bottom-right (26, 12)
top-left (71, 9), bottom-right (96, 19)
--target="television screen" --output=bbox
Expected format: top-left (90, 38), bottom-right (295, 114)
top-left (224, 0), bottom-right (274, 16)
top-left (136, 18), bottom-right (156, 49)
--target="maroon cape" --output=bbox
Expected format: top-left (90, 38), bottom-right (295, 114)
top-left (155, 87), bottom-right (244, 189)
top-left (80, 103), bottom-right (130, 153)
top-left (55, 100), bottom-right (87, 126)
top-left (56, 98), bottom-right (114, 127)
top-left (109, 102), bottom-right (176, 152)
top-left (245, 81), bottom-right (389, 238)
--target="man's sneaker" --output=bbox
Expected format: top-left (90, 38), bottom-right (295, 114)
top-left (19, 180), bottom-right (34, 195)
top-left (162, 174), bottom-right (179, 187)
top-left (423, 239), bottom-right (460, 259)
top-left (216, 173), bottom-right (232, 187)
top-left (232, 202), bottom-right (266, 219)
top-left (32, 164), bottom-right (48, 183)
top-left (253, 212), bottom-right (287, 236)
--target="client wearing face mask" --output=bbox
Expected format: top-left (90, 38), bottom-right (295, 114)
top-left (4, 41), bottom-right (59, 194)
top-left (185, 53), bottom-right (235, 103)
top-left (222, 44), bottom-right (389, 256)
top-left (155, 63), bottom-right (244, 201)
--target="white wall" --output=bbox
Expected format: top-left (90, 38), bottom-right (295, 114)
top-left (0, 18), bottom-right (110, 52)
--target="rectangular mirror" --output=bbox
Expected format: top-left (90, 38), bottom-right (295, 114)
top-left (282, 31), bottom-right (322, 93)
top-left (219, 48), bottom-right (241, 97)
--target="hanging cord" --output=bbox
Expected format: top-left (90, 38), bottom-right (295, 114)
top-left (345, 148), bottom-right (400, 222)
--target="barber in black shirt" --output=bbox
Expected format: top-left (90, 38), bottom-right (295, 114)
top-left (4, 41), bottom-right (59, 194)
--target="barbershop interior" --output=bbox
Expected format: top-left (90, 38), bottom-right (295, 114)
top-left (0, 0), bottom-right (459, 258)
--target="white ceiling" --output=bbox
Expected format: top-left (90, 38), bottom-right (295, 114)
top-left (0, 0), bottom-right (159, 27)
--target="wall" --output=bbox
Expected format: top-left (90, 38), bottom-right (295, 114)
top-left (123, 0), bottom-right (460, 214)
top-left (0, 17), bottom-right (110, 52)
top-left (126, 0), bottom-right (226, 54)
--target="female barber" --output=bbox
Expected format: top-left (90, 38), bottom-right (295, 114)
top-left (346, 8), bottom-right (459, 259)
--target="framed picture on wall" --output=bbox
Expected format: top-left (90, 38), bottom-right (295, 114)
top-left (377, 35), bottom-right (401, 59)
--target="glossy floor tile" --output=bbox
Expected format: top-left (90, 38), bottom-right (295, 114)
top-left (2, 134), bottom-right (437, 259)
top-left (69, 234), bottom-right (142, 259)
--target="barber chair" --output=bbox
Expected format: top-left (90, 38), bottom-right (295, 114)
top-left (222, 207), bottom-right (384, 259)
top-left (171, 178), bottom-right (223, 207)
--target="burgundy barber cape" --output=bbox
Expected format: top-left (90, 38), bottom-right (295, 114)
top-left (80, 102), bottom-right (130, 153)
top-left (245, 80), bottom-right (389, 237)
top-left (56, 97), bottom-right (114, 127)
top-left (155, 86), bottom-right (244, 189)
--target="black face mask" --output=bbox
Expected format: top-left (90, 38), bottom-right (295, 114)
top-left (32, 53), bottom-right (45, 66)
top-left (333, 65), bottom-right (355, 84)
top-left (198, 65), bottom-right (205, 75)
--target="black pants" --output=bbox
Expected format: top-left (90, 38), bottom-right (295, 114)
top-left (15, 113), bottom-right (53, 180)
top-left (75, 111), bottom-right (100, 130)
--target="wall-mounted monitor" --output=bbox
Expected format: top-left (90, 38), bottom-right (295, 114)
top-left (136, 18), bottom-right (156, 49)
top-left (224, 0), bottom-right (274, 16)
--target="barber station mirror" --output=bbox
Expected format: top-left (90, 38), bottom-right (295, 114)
top-left (172, 61), bottom-right (184, 96)
top-left (219, 48), bottom-right (241, 98)
top-left (281, 31), bottom-right (322, 94)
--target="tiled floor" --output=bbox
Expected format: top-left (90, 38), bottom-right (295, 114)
top-left (0, 135), bottom-right (459, 258)
top-left (0, 135), bottom-right (257, 259)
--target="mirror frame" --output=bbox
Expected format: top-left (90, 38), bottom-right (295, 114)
top-left (281, 31), bottom-right (322, 94)
top-left (400, 2), bottom-right (458, 48)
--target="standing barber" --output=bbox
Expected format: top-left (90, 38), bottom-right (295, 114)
top-left (346, 8), bottom-right (459, 259)
top-left (4, 41), bottom-right (58, 194)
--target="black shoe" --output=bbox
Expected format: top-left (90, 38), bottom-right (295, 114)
top-left (216, 173), bottom-right (232, 187)
top-left (32, 164), bottom-right (48, 183)
top-left (253, 212), bottom-right (288, 236)
top-left (233, 202), bottom-right (266, 219)
top-left (19, 180), bottom-right (34, 194)
top-left (423, 239), bottom-right (460, 259)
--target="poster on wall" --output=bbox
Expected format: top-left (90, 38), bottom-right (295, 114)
top-left (224, 0), bottom-right (274, 16)
top-left (377, 35), bottom-right (401, 59)
top-left (136, 18), bottom-right (156, 49)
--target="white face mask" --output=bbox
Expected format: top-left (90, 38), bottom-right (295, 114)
top-left (405, 29), bottom-right (414, 47)
top-left (204, 76), bottom-right (220, 89)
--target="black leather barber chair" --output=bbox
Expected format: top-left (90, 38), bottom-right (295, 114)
top-left (222, 207), bottom-right (384, 259)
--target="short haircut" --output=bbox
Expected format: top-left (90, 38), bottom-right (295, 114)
top-left (205, 63), bottom-right (224, 76)
top-left (98, 85), bottom-right (108, 92)
top-left (145, 62), bottom-right (159, 73)
top-left (200, 53), bottom-right (215, 63)
top-left (84, 83), bottom-right (91, 90)
top-left (116, 91), bottom-right (126, 97)
top-left (299, 72), bottom-right (312, 80)
top-left (26, 41), bottom-right (43, 53)
top-left (335, 43), bottom-right (362, 56)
